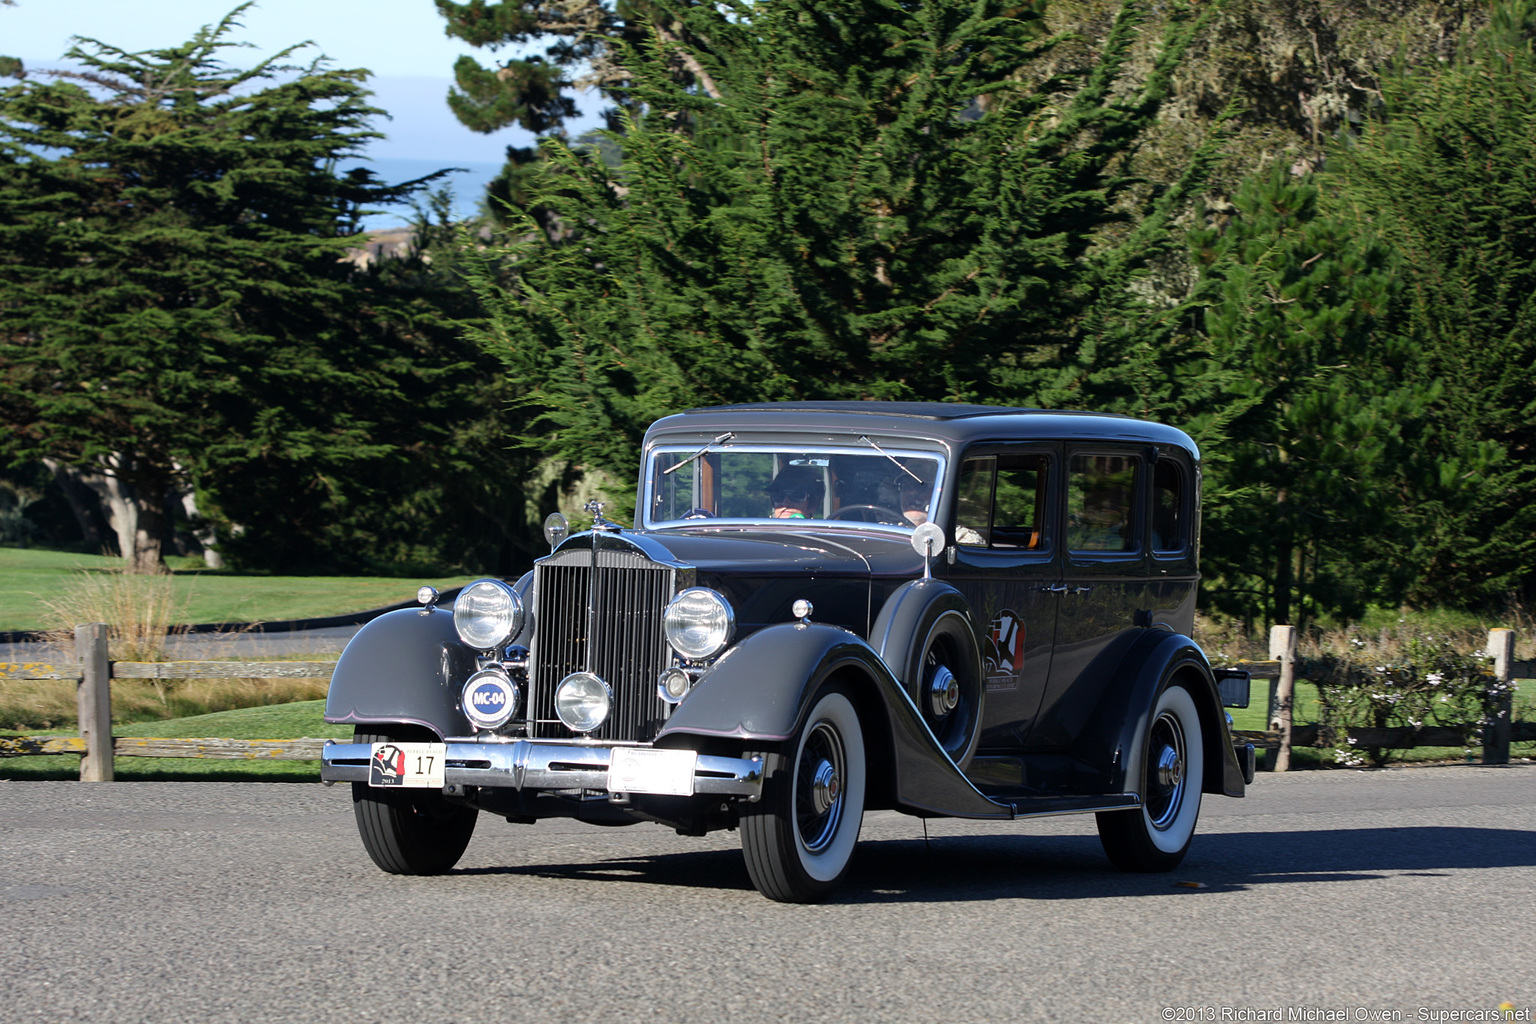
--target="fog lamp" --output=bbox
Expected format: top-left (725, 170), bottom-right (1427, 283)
top-left (555, 672), bottom-right (611, 733)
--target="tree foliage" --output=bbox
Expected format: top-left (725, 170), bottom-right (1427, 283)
top-left (0, 6), bottom-right (510, 573)
top-left (1323, 0), bottom-right (1536, 608)
top-left (1188, 164), bottom-right (1448, 625)
top-left (466, 0), bottom-right (1222, 481)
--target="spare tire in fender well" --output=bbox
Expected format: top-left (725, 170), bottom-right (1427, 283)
top-left (869, 579), bottom-right (985, 769)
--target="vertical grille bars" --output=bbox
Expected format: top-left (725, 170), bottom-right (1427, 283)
top-left (529, 539), bottom-right (675, 742)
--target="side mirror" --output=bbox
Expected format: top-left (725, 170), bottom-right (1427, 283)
top-left (910, 522), bottom-right (945, 579)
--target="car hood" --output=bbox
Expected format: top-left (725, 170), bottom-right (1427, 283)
top-left (630, 526), bottom-right (925, 636)
top-left (638, 526), bottom-right (923, 579)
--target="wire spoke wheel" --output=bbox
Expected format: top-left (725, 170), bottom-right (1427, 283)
top-left (1096, 682), bottom-right (1204, 872)
top-left (742, 685), bottom-right (865, 902)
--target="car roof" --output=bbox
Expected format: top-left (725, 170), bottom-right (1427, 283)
top-left (645, 401), bottom-right (1199, 459)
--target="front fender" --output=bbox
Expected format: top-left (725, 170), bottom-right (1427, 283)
top-left (1093, 631), bottom-right (1245, 799)
top-left (323, 606), bottom-right (478, 739)
top-left (657, 623), bottom-right (1012, 819)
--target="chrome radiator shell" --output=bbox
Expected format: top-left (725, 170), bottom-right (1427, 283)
top-left (528, 534), bottom-right (689, 742)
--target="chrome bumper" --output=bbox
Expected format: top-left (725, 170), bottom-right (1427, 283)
top-left (320, 740), bottom-right (763, 799)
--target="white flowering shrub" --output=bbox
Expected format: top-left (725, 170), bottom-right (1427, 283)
top-left (1308, 634), bottom-right (1497, 767)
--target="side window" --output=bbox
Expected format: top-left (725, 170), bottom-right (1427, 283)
top-left (1151, 457), bottom-right (1185, 552)
top-left (1067, 453), bottom-right (1138, 553)
top-left (955, 458), bottom-right (994, 546)
top-left (954, 453), bottom-right (1049, 549)
top-left (992, 454), bottom-right (1048, 549)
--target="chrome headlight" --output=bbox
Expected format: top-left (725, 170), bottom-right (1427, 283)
top-left (555, 671), bottom-right (611, 733)
top-left (663, 587), bottom-right (735, 661)
top-left (453, 578), bottom-right (524, 651)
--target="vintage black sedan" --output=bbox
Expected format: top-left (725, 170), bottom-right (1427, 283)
top-left (320, 402), bottom-right (1254, 902)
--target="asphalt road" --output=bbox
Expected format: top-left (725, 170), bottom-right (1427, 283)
top-left (1, 765), bottom-right (1532, 1024)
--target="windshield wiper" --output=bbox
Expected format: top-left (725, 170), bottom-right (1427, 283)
top-left (859, 435), bottom-right (923, 481)
top-left (664, 432), bottom-right (735, 475)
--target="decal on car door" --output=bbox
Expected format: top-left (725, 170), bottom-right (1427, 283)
top-left (984, 609), bottom-right (1024, 691)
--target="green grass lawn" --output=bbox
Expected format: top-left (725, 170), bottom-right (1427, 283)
top-left (0, 547), bottom-right (476, 632)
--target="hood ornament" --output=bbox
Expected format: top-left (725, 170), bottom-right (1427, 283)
top-left (585, 499), bottom-right (622, 532)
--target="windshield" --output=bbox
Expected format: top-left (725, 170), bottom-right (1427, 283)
top-left (645, 445), bottom-right (944, 529)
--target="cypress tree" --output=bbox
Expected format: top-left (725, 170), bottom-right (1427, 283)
top-left (466, 0), bottom-right (1222, 483)
top-left (0, 6), bottom-right (446, 571)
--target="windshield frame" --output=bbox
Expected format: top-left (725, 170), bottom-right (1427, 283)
top-left (640, 441), bottom-right (949, 533)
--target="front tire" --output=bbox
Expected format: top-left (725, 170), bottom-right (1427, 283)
top-left (1096, 682), bottom-right (1204, 872)
top-left (741, 685), bottom-right (866, 902)
top-left (352, 728), bottom-right (478, 875)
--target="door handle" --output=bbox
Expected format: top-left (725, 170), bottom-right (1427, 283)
top-left (1040, 584), bottom-right (1068, 593)
top-left (1072, 586), bottom-right (1093, 595)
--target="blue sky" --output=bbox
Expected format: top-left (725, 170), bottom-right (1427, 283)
top-left (4, 0), bottom-right (590, 166)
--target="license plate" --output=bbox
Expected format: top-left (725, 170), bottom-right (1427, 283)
top-left (607, 747), bottom-right (697, 796)
top-left (368, 742), bottom-right (446, 788)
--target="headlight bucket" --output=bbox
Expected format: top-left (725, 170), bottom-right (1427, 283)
top-left (453, 578), bottom-right (524, 651)
top-left (663, 587), bottom-right (735, 661)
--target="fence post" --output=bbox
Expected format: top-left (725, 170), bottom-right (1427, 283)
top-left (1483, 628), bottom-right (1514, 766)
top-left (1269, 624), bottom-right (1297, 773)
top-left (75, 623), bottom-right (113, 782)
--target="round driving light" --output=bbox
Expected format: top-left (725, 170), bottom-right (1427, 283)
top-left (657, 667), bottom-right (693, 704)
top-left (461, 667), bottom-right (520, 730)
top-left (555, 672), bottom-right (612, 733)
top-left (453, 578), bottom-right (524, 651)
top-left (417, 586), bottom-right (439, 607)
top-left (663, 587), bottom-right (735, 660)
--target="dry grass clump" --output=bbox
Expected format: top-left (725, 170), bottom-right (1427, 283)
top-left (0, 679), bottom-right (79, 731)
top-left (37, 568), bottom-right (184, 662)
top-left (4, 570), bottom-right (334, 731)
top-left (0, 676), bottom-right (331, 732)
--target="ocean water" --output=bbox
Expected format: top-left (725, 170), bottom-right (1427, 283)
top-left (353, 157), bottom-right (506, 231)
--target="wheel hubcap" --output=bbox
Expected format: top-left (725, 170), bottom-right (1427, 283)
top-left (797, 721), bottom-right (846, 854)
top-left (1156, 744), bottom-right (1183, 789)
top-left (811, 759), bottom-right (840, 815)
top-left (1146, 709), bottom-right (1186, 831)
top-left (927, 664), bottom-right (959, 717)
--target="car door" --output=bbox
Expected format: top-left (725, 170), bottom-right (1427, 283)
top-left (939, 445), bottom-right (1061, 751)
top-left (1027, 445), bottom-right (1153, 751)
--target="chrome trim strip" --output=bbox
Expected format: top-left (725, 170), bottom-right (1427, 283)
top-left (320, 741), bottom-right (763, 798)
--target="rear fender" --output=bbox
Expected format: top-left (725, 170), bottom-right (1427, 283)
top-left (657, 622), bottom-right (1011, 819)
top-left (1093, 631), bottom-right (1245, 798)
top-left (324, 606), bottom-right (478, 739)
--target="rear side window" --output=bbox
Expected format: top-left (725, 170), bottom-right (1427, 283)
top-left (1152, 457), bottom-right (1186, 552)
top-left (1067, 453), bottom-right (1138, 552)
top-left (955, 454), bottom-right (1050, 549)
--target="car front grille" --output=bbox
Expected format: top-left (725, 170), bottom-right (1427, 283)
top-left (529, 538), bottom-right (676, 742)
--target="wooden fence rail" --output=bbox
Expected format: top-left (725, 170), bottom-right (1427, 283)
top-left (1, 623), bottom-right (335, 780)
top-left (1, 622), bottom-right (1530, 780)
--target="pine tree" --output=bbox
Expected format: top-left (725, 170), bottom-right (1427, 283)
top-left (0, 6), bottom-right (444, 571)
top-left (1326, 0), bottom-right (1536, 607)
top-left (465, 0), bottom-right (1222, 485)
top-left (1188, 163), bottom-right (1456, 625)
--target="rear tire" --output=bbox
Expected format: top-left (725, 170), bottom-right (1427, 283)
top-left (1097, 683), bottom-right (1204, 872)
top-left (741, 685), bottom-right (866, 902)
top-left (352, 728), bottom-right (477, 875)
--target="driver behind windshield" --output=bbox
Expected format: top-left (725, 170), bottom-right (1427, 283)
top-left (767, 466), bottom-right (824, 519)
